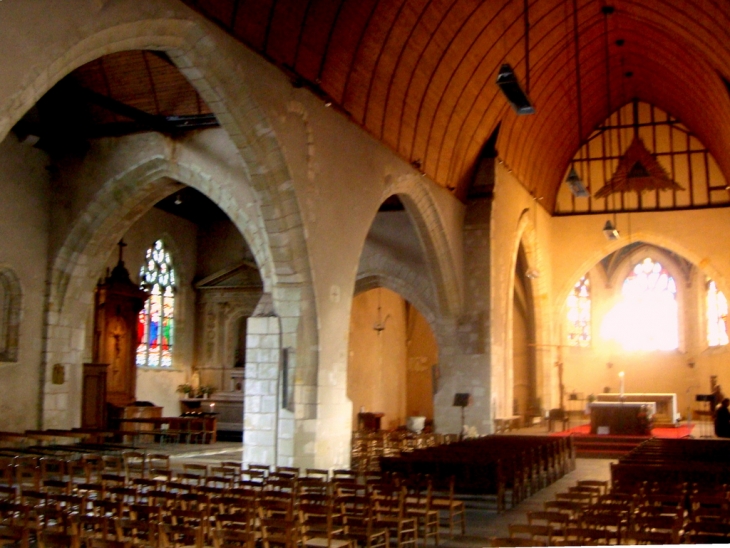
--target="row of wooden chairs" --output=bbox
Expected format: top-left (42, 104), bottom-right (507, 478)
top-left (351, 432), bottom-right (458, 473)
top-left (496, 476), bottom-right (730, 545)
top-left (0, 476), bottom-right (416, 548)
top-left (0, 458), bottom-right (468, 546)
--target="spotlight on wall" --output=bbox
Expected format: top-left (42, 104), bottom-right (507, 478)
top-left (602, 220), bottom-right (620, 240)
top-left (565, 167), bottom-right (590, 197)
top-left (525, 268), bottom-right (540, 279)
top-left (496, 64), bottom-right (535, 115)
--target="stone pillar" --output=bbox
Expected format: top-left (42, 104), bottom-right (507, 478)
top-left (433, 159), bottom-right (494, 435)
top-left (243, 314), bottom-right (281, 465)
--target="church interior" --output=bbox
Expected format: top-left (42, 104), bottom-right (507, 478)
top-left (1, 0), bottom-right (730, 491)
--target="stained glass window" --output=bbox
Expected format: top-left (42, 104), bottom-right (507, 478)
top-left (600, 257), bottom-right (678, 351)
top-left (707, 279), bottom-right (728, 347)
top-left (567, 276), bottom-right (591, 347)
top-left (136, 240), bottom-right (176, 367)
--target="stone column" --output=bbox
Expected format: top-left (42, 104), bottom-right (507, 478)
top-left (433, 158), bottom-right (495, 435)
top-left (243, 314), bottom-right (281, 465)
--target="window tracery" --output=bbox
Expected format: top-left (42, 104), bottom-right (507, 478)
top-left (136, 240), bottom-right (176, 368)
top-left (566, 276), bottom-right (591, 347)
top-left (600, 257), bottom-right (678, 351)
top-left (0, 268), bottom-right (20, 363)
top-left (707, 279), bottom-right (728, 347)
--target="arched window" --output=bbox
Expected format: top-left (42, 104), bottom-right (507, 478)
top-left (136, 240), bottom-right (176, 368)
top-left (0, 268), bottom-right (21, 363)
top-left (707, 279), bottom-right (728, 347)
top-left (600, 257), bottom-right (678, 351)
top-left (567, 276), bottom-right (591, 347)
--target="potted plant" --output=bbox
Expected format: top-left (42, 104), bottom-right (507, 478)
top-left (197, 385), bottom-right (216, 399)
top-left (176, 383), bottom-right (194, 398)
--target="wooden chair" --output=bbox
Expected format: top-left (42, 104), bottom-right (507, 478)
top-left (72, 515), bottom-right (117, 547)
top-left (158, 522), bottom-right (205, 548)
top-left (213, 528), bottom-right (256, 548)
top-left (526, 510), bottom-right (570, 538)
top-left (101, 456), bottom-right (123, 475)
top-left (299, 502), bottom-right (352, 548)
top-left (508, 523), bottom-right (551, 546)
top-left (259, 517), bottom-right (300, 548)
top-left (114, 518), bottom-right (159, 547)
top-left (403, 478), bottom-right (439, 546)
top-left (371, 486), bottom-right (417, 548)
top-left (489, 537), bottom-right (542, 547)
top-left (343, 515), bottom-right (388, 548)
top-left (0, 523), bottom-right (30, 548)
top-left (306, 468), bottom-right (330, 481)
top-left (37, 530), bottom-right (81, 548)
top-left (122, 451), bottom-right (146, 479)
top-left (430, 476), bottom-right (465, 537)
top-left (148, 453), bottom-right (171, 472)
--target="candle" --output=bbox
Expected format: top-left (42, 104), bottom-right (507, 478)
top-left (619, 371), bottom-right (625, 398)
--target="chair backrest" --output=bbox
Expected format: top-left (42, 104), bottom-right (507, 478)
top-left (213, 528), bottom-right (255, 548)
top-left (260, 517), bottom-right (299, 548)
top-left (38, 530), bottom-right (81, 548)
top-left (148, 453), bottom-right (171, 470)
top-left (159, 522), bottom-right (204, 548)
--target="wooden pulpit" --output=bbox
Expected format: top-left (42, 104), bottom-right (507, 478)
top-left (92, 241), bottom-right (147, 408)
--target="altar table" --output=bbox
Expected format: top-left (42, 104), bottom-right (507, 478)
top-left (590, 401), bottom-right (656, 435)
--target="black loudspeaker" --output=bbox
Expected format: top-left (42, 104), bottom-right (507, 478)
top-left (453, 393), bottom-right (471, 407)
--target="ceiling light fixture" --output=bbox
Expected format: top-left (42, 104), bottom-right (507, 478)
top-left (566, 167), bottom-right (589, 197)
top-left (603, 220), bottom-right (620, 240)
top-left (496, 0), bottom-right (535, 115)
top-left (174, 194), bottom-right (182, 205)
top-left (496, 65), bottom-right (535, 115)
top-left (600, 4), bottom-right (619, 241)
top-left (565, 0), bottom-right (589, 198)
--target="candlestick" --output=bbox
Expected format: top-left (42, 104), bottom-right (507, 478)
top-left (619, 371), bottom-right (625, 398)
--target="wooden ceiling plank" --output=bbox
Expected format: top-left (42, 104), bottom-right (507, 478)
top-left (419, 0), bottom-right (500, 178)
top-left (363, 0), bottom-right (411, 141)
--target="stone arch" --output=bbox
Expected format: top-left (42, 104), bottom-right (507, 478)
top-left (502, 208), bottom-right (552, 416)
top-left (0, 12), bottom-right (314, 360)
top-left (555, 231), bottom-right (720, 310)
top-left (1, 17), bottom-right (310, 292)
top-left (42, 145), bottom-right (294, 428)
top-left (381, 176), bottom-right (463, 320)
top-left (0, 15), bottom-right (315, 430)
top-left (0, 267), bottom-right (21, 363)
top-left (354, 274), bottom-right (439, 342)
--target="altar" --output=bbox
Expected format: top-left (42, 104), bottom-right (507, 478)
top-left (590, 401), bottom-right (656, 435)
top-left (596, 393), bottom-right (677, 426)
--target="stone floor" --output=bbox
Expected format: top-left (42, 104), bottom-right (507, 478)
top-left (145, 440), bottom-right (614, 548)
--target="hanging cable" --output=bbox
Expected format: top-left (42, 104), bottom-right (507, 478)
top-left (524, 0), bottom-right (531, 94)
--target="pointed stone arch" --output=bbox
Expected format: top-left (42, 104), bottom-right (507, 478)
top-left (0, 13), bottom-right (316, 438)
top-left (381, 176), bottom-right (464, 321)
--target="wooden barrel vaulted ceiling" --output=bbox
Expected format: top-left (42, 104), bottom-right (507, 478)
top-left (181, 1), bottom-right (730, 213)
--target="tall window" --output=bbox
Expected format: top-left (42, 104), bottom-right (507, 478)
top-left (0, 268), bottom-right (20, 362)
top-left (707, 279), bottom-right (728, 347)
top-left (601, 257), bottom-right (678, 351)
top-left (136, 240), bottom-right (176, 367)
top-left (567, 276), bottom-right (591, 347)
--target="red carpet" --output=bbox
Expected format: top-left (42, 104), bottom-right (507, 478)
top-left (551, 423), bottom-right (694, 439)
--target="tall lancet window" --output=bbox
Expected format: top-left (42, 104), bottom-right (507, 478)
top-left (601, 257), bottom-right (678, 351)
top-left (136, 240), bottom-right (176, 367)
top-left (567, 276), bottom-right (591, 347)
top-left (707, 279), bottom-right (728, 347)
